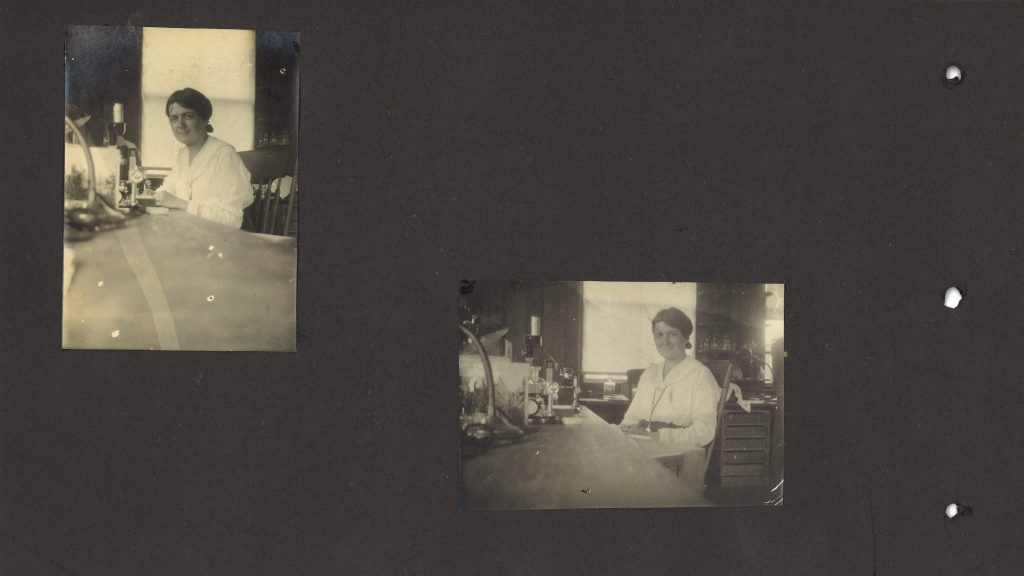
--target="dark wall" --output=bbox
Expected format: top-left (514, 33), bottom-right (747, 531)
top-left (65, 26), bottom-right (142, 146)
top-left (255, 31), bottom-right (301, 144)
top-left (462, 280), bottom-right (582, 372)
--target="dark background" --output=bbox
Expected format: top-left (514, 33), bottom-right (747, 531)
top-left (4, 1), bottom-right (1023, 574)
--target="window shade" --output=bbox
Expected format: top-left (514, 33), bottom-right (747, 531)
top-left (140, 28), bottom-right (255, 168)
top-left (581, 282), bottom-right (698, 374)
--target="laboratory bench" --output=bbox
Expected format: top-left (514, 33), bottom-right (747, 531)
top-left (62, 210), bottom-right (296, 351)
top-left (460, 407), bottom-right (710, 510)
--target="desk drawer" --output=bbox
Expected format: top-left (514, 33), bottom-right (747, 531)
top-left (722, 463), bottom-right (767, 477)
top-left (724, 437), bottom-right (766, 451)
top-left (724, 424), bottom-right (769, 438)
top-left (722, 451), bottom-right (766, 464)
top-left (724, 411), bottom-right (770, 425)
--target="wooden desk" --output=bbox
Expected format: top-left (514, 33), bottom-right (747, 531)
top-left (62, 210), bottom-right (296, 351)
top-left (460, 408), bottom-right (711, 509)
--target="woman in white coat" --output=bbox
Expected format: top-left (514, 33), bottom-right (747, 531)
top-left (619, 308), bottom-right (720, 449)
top-left (154, 88), bottom-right (253, 229)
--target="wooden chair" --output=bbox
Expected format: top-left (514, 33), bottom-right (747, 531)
top-left (625, 368), bottom-right (645, 400)
top-left (698, 362), bottom-right (736, 492)
top-left (238, 145), bottom-right (298, 236)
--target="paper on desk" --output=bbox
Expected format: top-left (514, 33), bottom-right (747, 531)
top-left (727, 383), bottom-right (752, 413)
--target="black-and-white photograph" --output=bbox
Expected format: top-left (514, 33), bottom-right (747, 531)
top-left (63, 26), bottom-right (299, 351)
top-left (459, 281), bottom-right (784, 509)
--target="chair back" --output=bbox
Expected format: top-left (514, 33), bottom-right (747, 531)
top-left (698, 362), bottom-right (735, 492)
top-left (238, 145), bottom-right (298, 235)
top-left (625, 368), bottom-right (645, 400)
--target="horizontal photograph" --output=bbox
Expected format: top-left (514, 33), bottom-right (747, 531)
top-left (458, 281), bottom-right (785, 509)
top-left (63, 26), bottom-right (299, 351)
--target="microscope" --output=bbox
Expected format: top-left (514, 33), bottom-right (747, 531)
top-left (104, 102), bottom-right (146, 211)
top-left (523, 315), bottom-right (573, 426)
top-left (118, 149), bottom-right (146, 210)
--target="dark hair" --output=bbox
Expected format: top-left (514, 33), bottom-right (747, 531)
top-left (652, 307), bottom-right (694, 348)
top-left (165, 87), bottom-right (214, 133)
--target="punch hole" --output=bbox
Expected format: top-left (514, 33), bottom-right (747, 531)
top-left (946, 503), bottom-right (972, 518)
top-left (944, 286), bottom-right (962, 309)
top-left (943, 64), bottom-right (963, 89)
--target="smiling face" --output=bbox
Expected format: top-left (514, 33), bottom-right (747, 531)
top-left (653, 321), bottom-right (687, 362)
top-left (167, 102), bottom-right (207, 147)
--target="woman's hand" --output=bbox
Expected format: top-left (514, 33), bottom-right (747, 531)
top-left (619, 422), bottom-right (651, 436)
top-left (154, 190), bottom-right (189, 210)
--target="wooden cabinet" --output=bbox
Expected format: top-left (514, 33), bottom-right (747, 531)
top-left (711, 403), bottom-right (776, 487)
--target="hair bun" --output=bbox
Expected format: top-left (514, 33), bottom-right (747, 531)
top-left (685, 341), bottom-right (693, 349)
top-left (206, 124), bottom-right (214, 133)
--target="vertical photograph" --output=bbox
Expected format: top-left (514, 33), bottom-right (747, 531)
top-left (458, 281), bottom-right (785, 509)
top-left (63, 26), bottom-right (300, 351)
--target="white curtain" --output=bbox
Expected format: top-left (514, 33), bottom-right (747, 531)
top-left (140, 28), bottom-right (255, 169)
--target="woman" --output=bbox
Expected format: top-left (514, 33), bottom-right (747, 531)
top-left (154, 88), bottom-right (253, 229)
top-left (619, 308), bottom-right (720, 448)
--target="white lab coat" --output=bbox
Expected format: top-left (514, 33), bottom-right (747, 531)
top-left (620, 356), bottom-right (720, 448)
top-left (158, 135), bottom-right (253, 229)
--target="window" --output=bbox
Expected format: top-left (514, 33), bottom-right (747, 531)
top-left (140, 28), bottom-right (255, 169)
top-left (581, 282), bottom-right (698, 374)
top-left (763, 283), bottom-right (785, 381)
